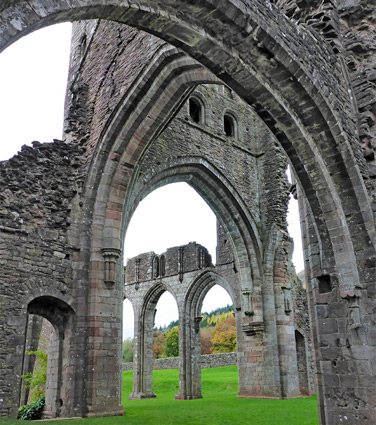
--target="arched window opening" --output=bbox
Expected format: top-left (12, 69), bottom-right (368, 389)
top-left (159, 255), bottom-right (166, 276)
top-left (153, 255), bottom-right (160, 278)
top-left (189, 97), bottom-right (202, 123)
top-left (224, 114), bottom-right (236, 137)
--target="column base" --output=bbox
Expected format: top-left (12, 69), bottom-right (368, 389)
top-left (237, 389), bottom-right (281, 399)
top-left (86, 405), bottom-right (125, 418)
top-left (128, 392), bottom-right (156, 400)
top-left (42, 409), bottom-right (56, 419)
top-left (237, 390), bottom-right (305, 399)
top-left (175, 393), bottom-right (203, 400)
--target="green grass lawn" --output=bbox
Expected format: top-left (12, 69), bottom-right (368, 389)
top-left (0, 366), bottom-right (319, 425)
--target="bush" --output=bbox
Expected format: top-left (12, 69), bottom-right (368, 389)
top-left (18, 396), bottom-right (45, 420)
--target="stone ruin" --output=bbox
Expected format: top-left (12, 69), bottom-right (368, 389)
top-left (124, 236), bottom-right (315, 400)
top-left (0, 2), bottom-right (375, 424)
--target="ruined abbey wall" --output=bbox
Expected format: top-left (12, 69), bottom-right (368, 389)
top-left (0, 1), bottom-right (374, 424)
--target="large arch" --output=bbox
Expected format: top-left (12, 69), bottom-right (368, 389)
top-left (123, 157), bottom-right (263, 294)
top-left (0, 2), bottom-right (374, 424)
top-left (0, 3), bottom-right (373, 277)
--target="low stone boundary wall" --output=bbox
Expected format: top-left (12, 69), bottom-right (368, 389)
top-left (123, 352), bottom-right (237, 371)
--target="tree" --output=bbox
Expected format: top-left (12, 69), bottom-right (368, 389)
top-left (200, 334), bottom-right (213, 355)
top-left (22, 350), bottom-right (48, 402)
top-left (165, 326), bottom-right (179, 357)
top-left (153, 330), bottom-right (166, 359)
top-left (211, 317), bottom-right (237, 353)
top-left (122, 338), bottom-right (134, 363)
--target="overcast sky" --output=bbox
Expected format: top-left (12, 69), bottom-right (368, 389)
top-left (0, 23), bottom-right (304, 339)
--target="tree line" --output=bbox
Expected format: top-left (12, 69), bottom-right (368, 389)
top-left (123, 304), bottom-right (236, 362)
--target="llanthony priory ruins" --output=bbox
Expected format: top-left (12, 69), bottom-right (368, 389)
top-left (0, 1), bottom-right (375, 425)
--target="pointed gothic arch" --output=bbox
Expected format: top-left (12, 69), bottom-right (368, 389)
top-left (0, 3), bottom-right (374, 424)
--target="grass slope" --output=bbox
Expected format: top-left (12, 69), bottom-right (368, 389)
top-left (0, 366), bottom-right (319, 425)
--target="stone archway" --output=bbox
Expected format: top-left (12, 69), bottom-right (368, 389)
top-left (0, 2), bottom-right (374, 424)
top-left (26, 296), bottom-right (75, 419)
top-left (178, 270), bottom-right (237, 401)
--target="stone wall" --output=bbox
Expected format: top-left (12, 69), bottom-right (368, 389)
top-left (125, 242), bottom-right (212, 284)
top-left (0, 2), bottom-right (374, 422)
top-left (126, 83), bottom-right (290, 242)
top-left (123, 352), bottom-right (237, 371)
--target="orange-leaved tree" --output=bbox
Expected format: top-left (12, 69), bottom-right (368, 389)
top-left (211, 317), bottom-right (236, 353)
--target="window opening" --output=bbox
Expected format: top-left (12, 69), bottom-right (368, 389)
top-left (160, 255), bottom-right (166, 276)
top-left (153, 256), bottom-right (160, 278)
top-left (224, 114), bottom-right (235, 137)
top-left (189, 98), bottom-right (201, 123)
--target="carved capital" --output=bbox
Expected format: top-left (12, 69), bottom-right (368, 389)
top-left (194, 316), bottom-right (202, 333)
top-left (102, 248), bottom-right (121, 287)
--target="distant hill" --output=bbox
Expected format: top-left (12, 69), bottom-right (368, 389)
top-left (153, 304), bottom-right (234, 332)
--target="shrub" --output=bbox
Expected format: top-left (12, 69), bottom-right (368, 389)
top-left (18, 396), bottom-right (45, 420)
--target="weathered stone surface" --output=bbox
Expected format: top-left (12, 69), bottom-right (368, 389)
top-left (0, 2), bottom-right (374, 425)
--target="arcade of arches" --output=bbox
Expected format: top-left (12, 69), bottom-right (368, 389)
top-left (0, 2), bottom-right (375, 425)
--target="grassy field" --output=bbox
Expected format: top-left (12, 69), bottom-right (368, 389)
top-left (0, 366), bottom-right (319, 425)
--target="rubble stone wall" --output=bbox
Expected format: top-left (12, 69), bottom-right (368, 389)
top-left (123, 352), bottom-right (238, 371)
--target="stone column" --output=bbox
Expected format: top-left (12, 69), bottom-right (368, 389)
top-left (273, 239), bottom-right (300, 398)
top-left (176, 314), bottom-right (202, 400)
top-left (85, 248), bottom-right (124, 417)
top-left (0, 305), bottom-right (28, 418)
top-left (129, 307), bottom-right (156, 399)
top-left (44, 328), bottom-right (63, 418)
top-left (19, 314), bottom-right (43, 406)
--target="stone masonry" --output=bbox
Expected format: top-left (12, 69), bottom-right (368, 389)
top-left (122, 352), bottom-right (238, 372)
top-left (124, 236), bottom-right (314, 399)
top-left (0, 2), bottom-right (375, 425)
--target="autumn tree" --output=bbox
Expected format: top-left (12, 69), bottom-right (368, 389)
top-left (165, 326), bottom-right (179, 357)
top-left (153, 330), bottom-right (166, 359)
top-left (200, 335), bottom-right (213, 355)
top-left (211, 317), bottom-right (237, 353)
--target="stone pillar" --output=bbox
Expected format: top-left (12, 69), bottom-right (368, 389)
top-left (273, 239), bottom-right (300, 398)
top-left (129, 307), bottom-right (156, 399)
top-left (295, 331), bottom-right (309, 396)
top-left (0, 305), bottom-right (28, 418)
top-left (85, 249), bottom-right (124, 417)
top-left (176, 314), bottom-right (202, 400)
top-left (44, 328), bottom-right (62, 418)
top-left (19, 314), bottom-right (43, 406)
top-left (238, 276), bottom-right (283, 399)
